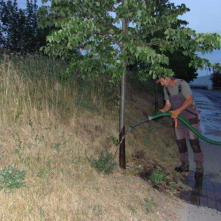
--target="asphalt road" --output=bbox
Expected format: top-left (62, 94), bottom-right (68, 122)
top-left (179, 89), bottom-right (221, 221)
top-left (192, 89), bottom-right (221, 142)
top-left (192, 89), bottom-right (221, 108)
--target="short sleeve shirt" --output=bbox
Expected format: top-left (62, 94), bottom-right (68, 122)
top-left (163, 79), bottom-right (195, 105)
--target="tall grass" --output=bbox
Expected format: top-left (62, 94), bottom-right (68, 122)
top-left (0, 53), bottom-right (181, 220)
top-left (0, 53), bottom-right (117, 125)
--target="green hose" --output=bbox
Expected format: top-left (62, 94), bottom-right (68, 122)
top-left (150, 112), bottom-right (221, 146)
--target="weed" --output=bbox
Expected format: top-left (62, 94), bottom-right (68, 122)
top-left (28, 118), bottom-right (34, 129)
top-left (75, 97), bottom-right (98, 113)
top-left (15, 148), bottom-right (31, 167)
top-left (15, 108), bottom-right (23, 122)
top-left (88, 150), bottom-right (117, 174)
top-left (148, 108), bottom-right (157, 116)
top-left (72, 157), bottom-right (83, 165)
top-left (0, 145), bottom-right (4, 162)
top-left (143, 197), bottom-right (157, 213)
top-left (110, 135), bottom-right (119, 146)
top-left (169, 181), bottom-right (177, 192)
top-left (37, 168), bottom-right (47, 178)
top-left (113, 95), bottom-right (120, 106)
top-left (149, 169), bottom-right (167, 186)
top-left (35, 152), bottom-right (41, 163)
top-left (143, 137), bottom-right (151, 145)
top-left (39, 207), bottom-right (45, 219)
top-left (34, 134), bottom-right (44, 142)
top-left (50, 142), bottom-right (62, 154)
top-left (128, 204), bottom-right (137, 213)
top-left (0, 164), bottom-right (26, 192)
top-left (50, 141), bottom-right (68, 154)
top-left (91, 205), bottom-right (103, 216)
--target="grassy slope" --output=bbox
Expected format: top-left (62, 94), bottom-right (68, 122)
top-left (0, 54), bottom-right (185, 221)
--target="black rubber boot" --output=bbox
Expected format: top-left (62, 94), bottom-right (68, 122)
top-left (195, 167), bottom-right (204, 178)
top-left (175, 162), bottom-right (189, 172)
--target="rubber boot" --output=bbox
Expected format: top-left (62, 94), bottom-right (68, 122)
top-left (189, 139), bottom-right (204, 178)
top-left (175, 139), bottom-right (189, 172)
top-left (195, 166), bottom-right (204, 178)
top-left (175, 162), bottom-right (189, 172)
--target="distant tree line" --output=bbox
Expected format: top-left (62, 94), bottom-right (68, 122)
top-left (0, 0), bottom-right (50, 53)
top-left (210, 64), bottom-right (221, 88)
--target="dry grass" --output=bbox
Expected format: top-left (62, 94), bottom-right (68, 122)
top-left (0, 54), bottom-right (184, 220)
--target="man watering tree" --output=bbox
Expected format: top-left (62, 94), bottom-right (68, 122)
top-left (157, 76), bottom-right (204, 178)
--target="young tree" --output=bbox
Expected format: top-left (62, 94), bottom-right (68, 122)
top-left (38, 0), bottom-right (221, 168)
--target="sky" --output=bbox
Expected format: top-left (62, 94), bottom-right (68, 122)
top-left (170, 0), bottom-right (221, 76)
top-left (18, 0), bottom-right (221, 76)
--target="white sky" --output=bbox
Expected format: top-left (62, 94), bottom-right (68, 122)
top-left (18, 0), bottom-right (221, 76)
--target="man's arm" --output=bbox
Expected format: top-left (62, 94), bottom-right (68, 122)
top-left (159, 100), bottom-right (172, 113)
top-left (170, 95), bottom-right (193, 119)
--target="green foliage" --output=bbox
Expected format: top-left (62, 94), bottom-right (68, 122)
top-left (50, 141), bottom-right (68, 154)
top-left (143, 197), bottom-right (157, 214)
top-left (37, 167), bottom-right (47, 178)
top-left (0, 145), bottom-right (4, 163)
top-left (211, 72), bottom-right (221, 88)
top-left (210, 63), bottom-right (221, 88)
top-left (166, 50), bottom-right (198, 82)
top-left (75, 97), bottom-right (98, 113)
top-left (0, 164), bottom-right (26, 192)
top-left (110, 136), bottom-right (119, 146)
top-left (14, 108), bottom-right (23, 122)
top-left (149, 169), bottom-right (167, 186)
top-left (38, 0), bottom-right (221, 82)
top-left (88, 150), bottom-right (117, 175)
top-left (113, 95), bottom-right (120, 106)
top-left (143, 137), bottom-right (151, 145)
top-left (0, 0), bottom-right (50, 53)
top-left (169, 181), bottom-right (176, 192)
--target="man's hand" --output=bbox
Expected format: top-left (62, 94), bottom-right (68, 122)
top-left (169, 109), bottom-right (181, 127)
top-left (156, 109), bottom-right (164, 114)
top-left (169, 109), bottom-right (181, 119)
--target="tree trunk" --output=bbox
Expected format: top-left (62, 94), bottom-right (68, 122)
top-left (119, 18), bottom-right (127, 169)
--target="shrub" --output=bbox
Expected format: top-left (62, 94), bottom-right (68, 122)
top-left (149, 169), bottom-right (167, 186)
top-left (88, 150), bottom-right (117, 175)
top-left (0, 164), bottom-right (26, 192)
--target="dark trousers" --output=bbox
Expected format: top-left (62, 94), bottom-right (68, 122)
top-left (175, 121), bottom-right (204, 168)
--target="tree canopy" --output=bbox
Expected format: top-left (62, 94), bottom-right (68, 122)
top-left (38, 0), bottom-right (221, 81)
top-left (210, 63), bottom-right (221, 88)
top-left (0, 0), bottom-right (50, 53)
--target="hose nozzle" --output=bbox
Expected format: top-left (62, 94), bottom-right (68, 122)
top-left (148, 116), bottom-right (153, 121)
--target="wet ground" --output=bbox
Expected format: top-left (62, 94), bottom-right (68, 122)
top-left (180, 172), bottom-right (221, 212)
top-left (179, 89), bottom-right (221, 212)
top-left (194, 89), bottom-right (221, 141)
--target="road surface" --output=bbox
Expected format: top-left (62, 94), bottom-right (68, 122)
top-left (179, 89), bottom-right (221, 221)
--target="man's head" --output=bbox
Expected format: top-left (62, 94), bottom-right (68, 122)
top-left (156, 77), bottom-right (170, 87)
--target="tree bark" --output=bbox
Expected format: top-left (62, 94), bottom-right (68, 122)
top-left (119, 18), bottom-right (127, 169)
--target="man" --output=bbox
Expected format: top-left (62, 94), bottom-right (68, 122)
top-left (156, 76), bottom-right (204, 178)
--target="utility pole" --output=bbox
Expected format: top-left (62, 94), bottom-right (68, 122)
top-left (119, 18), bottom-right (127, 169)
